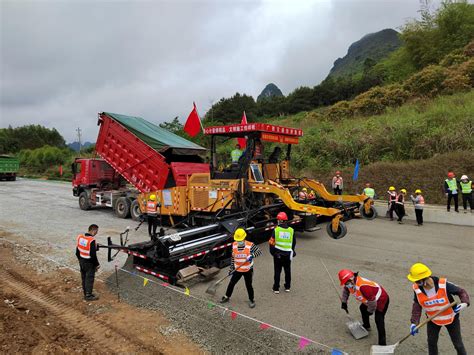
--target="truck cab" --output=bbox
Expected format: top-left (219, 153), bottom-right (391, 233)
top-left (72, 158), bottom-right (124, 196)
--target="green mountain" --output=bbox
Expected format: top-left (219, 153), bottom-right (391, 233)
top-left (327, 28), bottom-right (401, 79)
top-left (257, 83), bottom-right (284, 102)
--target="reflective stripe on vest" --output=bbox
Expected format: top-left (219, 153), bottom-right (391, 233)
top-left (274, 226), bottom-right (294, 252)
top-left (232, 241), bottom-right (252, 272)
top-left (147, 200), bottom-right (157, 215)
top-left (413, 278), bottom-right (455, 326)
top-left (396, 194), bottom-right (405, 205)
top-left (334, 177), bottom-right (343, 186)
top-left (363, 188), bottom-right (375, 198)
top-left (231, 149), bottom-right (242, 163)
top-left (77, 234), bottom-right (95, 259)
top-left (388, 191), bottom-right (397, 202)
top-left (349, 276), bottom-right (382, 304)
top-left (445, 179), bottom-right (457, 192)
top-left (460, 181), bottom-right (472, 194)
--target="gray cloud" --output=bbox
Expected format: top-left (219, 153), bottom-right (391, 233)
top-left (1, 0), bottom-right (428, 142)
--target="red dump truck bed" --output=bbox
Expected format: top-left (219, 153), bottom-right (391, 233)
top-left (96, 112), bottom-right (208, 193)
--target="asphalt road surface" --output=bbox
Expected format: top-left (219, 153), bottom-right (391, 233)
top-left (1, 179), bottom-right (473, 354)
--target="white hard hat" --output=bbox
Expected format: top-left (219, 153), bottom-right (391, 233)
top-left (461, 175), bottom-right (468, 180)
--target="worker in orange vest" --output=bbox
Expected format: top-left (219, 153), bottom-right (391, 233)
top-left (407, 263), bottom-right (469, 355)
top-left (339, 269), bottom-right (390, 346)
top-left (76, 224), bottom-right (100, 301)
top-left (220, 228), bottom-right (262, 308)
top-left (146, 194), bottom-right (160, 237)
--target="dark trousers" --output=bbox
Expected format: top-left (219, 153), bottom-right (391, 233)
top-left (388, 202), bottom-right (396, 219)
top-left (225, 269), bottom-right (254, 302)
top-left (427, 315), bottom-right (466, 355)
top-left (415, 209), bottom-right (424, 225)
top-left (447, 193), bottom-right (459, 212)
top-left (395, 204), bottom-right (405, 221)
top-left (461, 193), bottom-right (472, 210)
top-left (360, 298), bottom-right (390, 346)
top-left (333, 187), bottom-right (342, 195)
top-left (148, 215), bottom-right (159, 236)
top-left (79, 259), bottom-right (96, 297)
top-left (273, 255), bottom-right (291, 291)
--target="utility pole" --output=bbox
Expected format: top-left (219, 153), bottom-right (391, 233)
top-left (76, 127), bottom-right (82, 154)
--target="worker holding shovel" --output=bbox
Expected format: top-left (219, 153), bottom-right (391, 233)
top-left (339, 269), bottom-right (390, 345)
top-left (220, 228), bottom-right (262, 308)
top-left (407, 263), bottom-right (470, 355)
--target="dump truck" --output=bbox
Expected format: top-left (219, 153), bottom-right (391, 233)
top-left (0, 155), bottom-right (20, 181)
top-left (89, 112), bottom-right (376, 284)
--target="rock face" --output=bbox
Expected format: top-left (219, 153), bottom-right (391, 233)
top-left (257, 83), bottom-right (284, 102)
top-left (327, 28), bottom-right (401, 79)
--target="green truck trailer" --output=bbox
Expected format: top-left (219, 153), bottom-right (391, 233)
top-left (0, 155), bottom-right (19, 181)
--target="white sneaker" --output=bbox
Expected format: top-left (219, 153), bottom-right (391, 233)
top-left (285, 289), bottom-right (290, 293)
top-left (273, 290), bottom-right (279, 294)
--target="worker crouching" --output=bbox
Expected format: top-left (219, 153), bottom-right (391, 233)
top-left (220, 228), bottom-right (262, 308)
top-left (269, 212), bottom-right (296, 294)
top-left (407, 263), bottom-right (470, 355)
top-left (339, 269), bottom-right (390, 346)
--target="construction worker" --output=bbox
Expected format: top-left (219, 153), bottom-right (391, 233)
top-left (407, 263), bottom-right (470, 355)
top-left (308, 190), bottom-right (316, 200)
top-left (332, 171), bottom-right (343, 195)
top-left (395, 188), bottom-right (407, 224)
top-left (220, 228), bottom-right (262, 308)
top-left (459, 175), bottom-right (472, 213)
top-left (386, 186), bottom-right (397, 221)
top-left (444, 172), bottom-right (459, 212)
top-left (253, 139), bottom-right (264, 161)
top-left (298, 187), bottom-right (308, 200)
top-left (231, 144), bottom-right (243, 164)
top-left (410, 189), bottom-right (425, 226)
top-left (146, 194), bottom-right (160, 237)
top-left (76, 224), bottom-right (100, 301)
top-left (269, 212), bottom-right (295, 294)
top-left (339, 269), bottom-right (390, 346)
top-left (362, 183), bottom-right (376, 199)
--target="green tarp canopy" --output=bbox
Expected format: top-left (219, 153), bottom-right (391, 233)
top-left (104, 112), bottom-right (206, 153)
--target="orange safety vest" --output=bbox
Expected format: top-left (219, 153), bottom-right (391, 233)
top-left (349, 276), bottom-right (382, 304)
top-left (77, 234), bottom-right (95, 259)
top-left (147, 200), bottom-right (158, 215)
top-left (413, 278), bottom-right (455, 326)
top-left (232, 241), bottom-right (253, 272)
top-left (419, 196), bottom-right (425, 205)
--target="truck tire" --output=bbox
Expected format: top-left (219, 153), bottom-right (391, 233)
top-left (79, 192), bottom-right (91, 211)
top-left (360, 205), bottom-right (377, 220)
top-left (130, 199), bottom-right (141, 221)
top-left (326, 220), bottom-right (347, 239)
top-left (115, 197), bottom-right (131, 219)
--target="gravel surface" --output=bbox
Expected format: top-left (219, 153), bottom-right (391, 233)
top-left (1, 178), bottom-right (473, 354)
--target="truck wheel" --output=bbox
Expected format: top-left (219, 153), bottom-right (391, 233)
top-left (79, 192), bottom-right (91, 211)
top-left (130, 199), bottom-right (141, 221)
top-left (115, 197), bottom-right (131, 218)
top-left (360, 205), bottom-right (377, 220)
top-left (326, 220), bottom-right (347, 239)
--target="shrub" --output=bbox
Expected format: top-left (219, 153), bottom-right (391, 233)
top-left (326, 100), bottom-right (353, 120)
top-left (403, 65), bottom-right (448, 97)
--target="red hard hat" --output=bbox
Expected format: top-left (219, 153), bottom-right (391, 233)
top-left (336, 171), bottom-right (341, 175)
top-left (338, 269), bottom-right (354, 286)
top-left (447, 172), bottom-right (455, 178)
top-left (277, 212), bottom-right (288, 221)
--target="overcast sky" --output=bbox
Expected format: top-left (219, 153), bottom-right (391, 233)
top-left (1, 0), bottom-right (427, 143)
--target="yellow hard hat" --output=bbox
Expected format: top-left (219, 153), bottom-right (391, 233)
top-left (233, 228), bottom-right (247, 242)
top-left (415, 189), bottom-right (422, 194)
top-left (407, 263), bottom-right (432, 282)
top-left (149, 194), bottom-right (156, 201)
top-left (389, 186), bottom-right (395, 191)
top-left (310, 190), bottom-right (314, 194)
top-left (302, 187), bottom-right (307, 191)
top-left (400, 189), bottom-right (407, 194)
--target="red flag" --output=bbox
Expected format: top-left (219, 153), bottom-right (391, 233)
top-left (237, 111), bottom-right (247, 148)
top-left (184, 102), bottom-right (201, 137)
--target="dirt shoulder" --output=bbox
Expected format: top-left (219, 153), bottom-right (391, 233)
top-left (0, 239), bottom-right (203, 354)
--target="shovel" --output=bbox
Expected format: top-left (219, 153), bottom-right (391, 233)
top-left (320, 258), bottom-right (369, 340)
top-left (370, 301), bottom-right (458, 354)
top-left (205, 257), bottom-right (251, 295)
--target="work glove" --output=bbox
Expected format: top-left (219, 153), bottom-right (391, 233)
top-left (454, 303), bottom-right (468, 314)
top-left (341, 302), bottom-right (348, 312)
top-left (247, 255), bottom-right (254, 262)
top-left (410, 324), bottom-right (419, 336)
